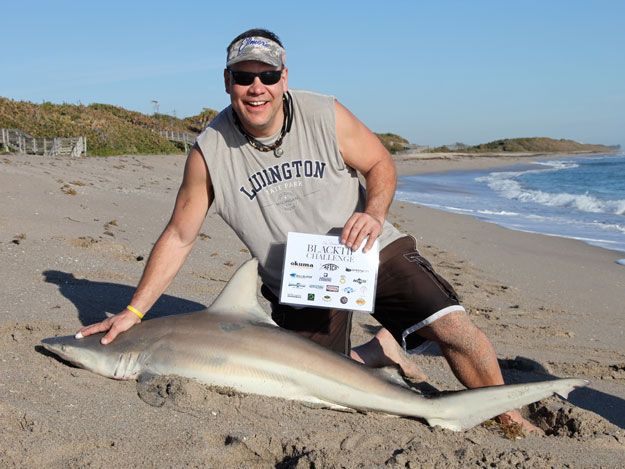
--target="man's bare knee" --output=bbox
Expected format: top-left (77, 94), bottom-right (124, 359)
top-left (419, 310), bottom-right (480, 348)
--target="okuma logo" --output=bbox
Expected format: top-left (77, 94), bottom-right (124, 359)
top-left (291, 261), bottom-right (313, 269)
top-left (322, 263), bottom-right (339, 271)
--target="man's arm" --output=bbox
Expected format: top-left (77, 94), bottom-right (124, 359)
top-left (78, 145), bottom-right (214, 344)
top-left (335, 100), bottom-right (397, 253)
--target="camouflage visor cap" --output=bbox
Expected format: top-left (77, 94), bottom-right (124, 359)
top-left (227, 36), bottom-right (286, 68)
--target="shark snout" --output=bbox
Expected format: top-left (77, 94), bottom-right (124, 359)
top-left (41, 336), bottom-right (70, 358)
top-left (41, 336), bottom-right (64, 351)
top-left (41, 333), bottom-right (125, 378)
top-left (40, 335), bottom-right (91, 363)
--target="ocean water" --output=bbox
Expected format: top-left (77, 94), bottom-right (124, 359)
top-left (395, 153), bottom-right (625, 264)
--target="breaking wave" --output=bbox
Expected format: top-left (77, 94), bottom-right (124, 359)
top-left (477, 173), bottom-right (625, 216)
top-left (395, 154), bottom-right (625, 255)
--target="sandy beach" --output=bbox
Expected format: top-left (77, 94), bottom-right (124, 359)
top-left (1, 151), bottom-right (623, 468)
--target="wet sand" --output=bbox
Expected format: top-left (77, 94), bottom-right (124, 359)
top-left (1, 151), bottom-right (623, 467)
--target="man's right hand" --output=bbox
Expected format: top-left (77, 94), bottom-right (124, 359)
top-left (77, 308), bottom-right (142, 345)
top-left (75, 146), bottom-right (212, 346)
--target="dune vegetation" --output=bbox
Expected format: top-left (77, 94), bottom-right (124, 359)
top-left (429, 137), bottom-right (615, 153)
top-left (0, 97), bottom-right (217, 156)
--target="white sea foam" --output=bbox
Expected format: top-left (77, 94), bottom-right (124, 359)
top-left (533, 160), bottom-right (579, 171)
top-left (598, 222), bottom-right (625, 235)
top-left (478, 173), bottom-right (625, 215)
top-left (477, 210), bottom-right (519, 216)
top-left (443, 206), bottom-right (475, 213)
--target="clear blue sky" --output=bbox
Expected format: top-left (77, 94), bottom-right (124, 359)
top-left (3, 0), bottom-right (623, 147)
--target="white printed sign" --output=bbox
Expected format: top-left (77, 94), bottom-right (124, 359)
top-left (279, 232), bottom-right (379, 313)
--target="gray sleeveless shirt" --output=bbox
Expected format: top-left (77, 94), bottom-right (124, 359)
top-left (196, 89), bottom-right (404, 294)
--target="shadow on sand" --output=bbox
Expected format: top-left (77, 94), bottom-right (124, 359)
top-left (43, 270), bottom-right (206, 326)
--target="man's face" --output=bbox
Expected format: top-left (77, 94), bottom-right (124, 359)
top-left (225, 60), bottom-right (288, 138)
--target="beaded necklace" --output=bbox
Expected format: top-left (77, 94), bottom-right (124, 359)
top-left (232, 92), bottom-right (293, 157)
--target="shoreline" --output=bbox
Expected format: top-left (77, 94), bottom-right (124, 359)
top-left (393, 151), bottom-right (625, 260)
top-left (393, 149), bottom-right (619, 176)
top-left (1, 151), bottom-right (623, 467)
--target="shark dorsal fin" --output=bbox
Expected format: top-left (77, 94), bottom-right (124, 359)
top-left (207, 258), bottom-right (276, 325)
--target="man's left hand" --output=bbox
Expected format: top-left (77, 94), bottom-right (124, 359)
top-left (341, 212), bottom-right (383, 253)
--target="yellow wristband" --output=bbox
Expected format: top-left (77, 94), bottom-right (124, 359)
top-left (126, 305), bottom-right (144, 319)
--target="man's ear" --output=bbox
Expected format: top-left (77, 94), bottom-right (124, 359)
top-left (282, 67), bottom-right (288, 93)
top-left (224, 69), bottom-right (231, 94)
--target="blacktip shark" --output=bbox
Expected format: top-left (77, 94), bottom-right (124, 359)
top-left (41, 258), bottom-right (588, 431)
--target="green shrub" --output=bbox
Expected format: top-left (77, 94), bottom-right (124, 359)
top-left (0, 97), bottom-right (218, 156)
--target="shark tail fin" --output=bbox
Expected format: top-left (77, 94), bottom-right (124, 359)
top-left (206, 258), bottom-right (276, 325)
top-left (425, 377), bottom-right (588, 431)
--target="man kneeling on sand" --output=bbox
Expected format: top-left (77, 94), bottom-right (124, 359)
top-left (79, 28), bottom-right (539, 433)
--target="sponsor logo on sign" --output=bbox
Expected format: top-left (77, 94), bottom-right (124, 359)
top-left (287, 293), bottom-right (302, 299)
top-left (291, 261), bottom-right (313, 269)
top-left (339, 275), bottom-right (346, 284)
top-left (326, 285), bottom-right (339, 292)
top-left (346, 267), bottom-right (368, 273)
top-left (319, 273), bottom-right (332, 282)
top-left (343, 287), bottom-right (354, 294)
top-left (323, 295), bottom-right (331, 302)
top-left (290, 273), bottom-right (312, 279)
top-left (340, 296), bottom-right (348, 304)
top-left (360, 286), bottom-right (367, 294)
top-left (309, 284), bottom-right (324, 290)
top-left (353, 278), bottom-right (367, 284)
top-left (288, 282), bottom-right (306, 289)
top-left (307, 294), bottom-right (315, 301)
top-left (322, 263), bottom-right (339, 271)
top-left (356, 298), bottom-right (366, 306)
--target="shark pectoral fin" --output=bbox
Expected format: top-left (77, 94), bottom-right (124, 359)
top-left (300, 400), bottom-right (356, 413)
top-left (206, 258), bottom-right (277, 325)
top-left (370, 366), bottom-right (412, 389)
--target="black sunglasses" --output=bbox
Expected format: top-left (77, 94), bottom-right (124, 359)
top-left (228, 69), bottom-right (283, 86)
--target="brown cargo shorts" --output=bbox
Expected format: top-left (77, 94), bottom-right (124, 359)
top-left (261, 235), bottom-right (464, 355)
